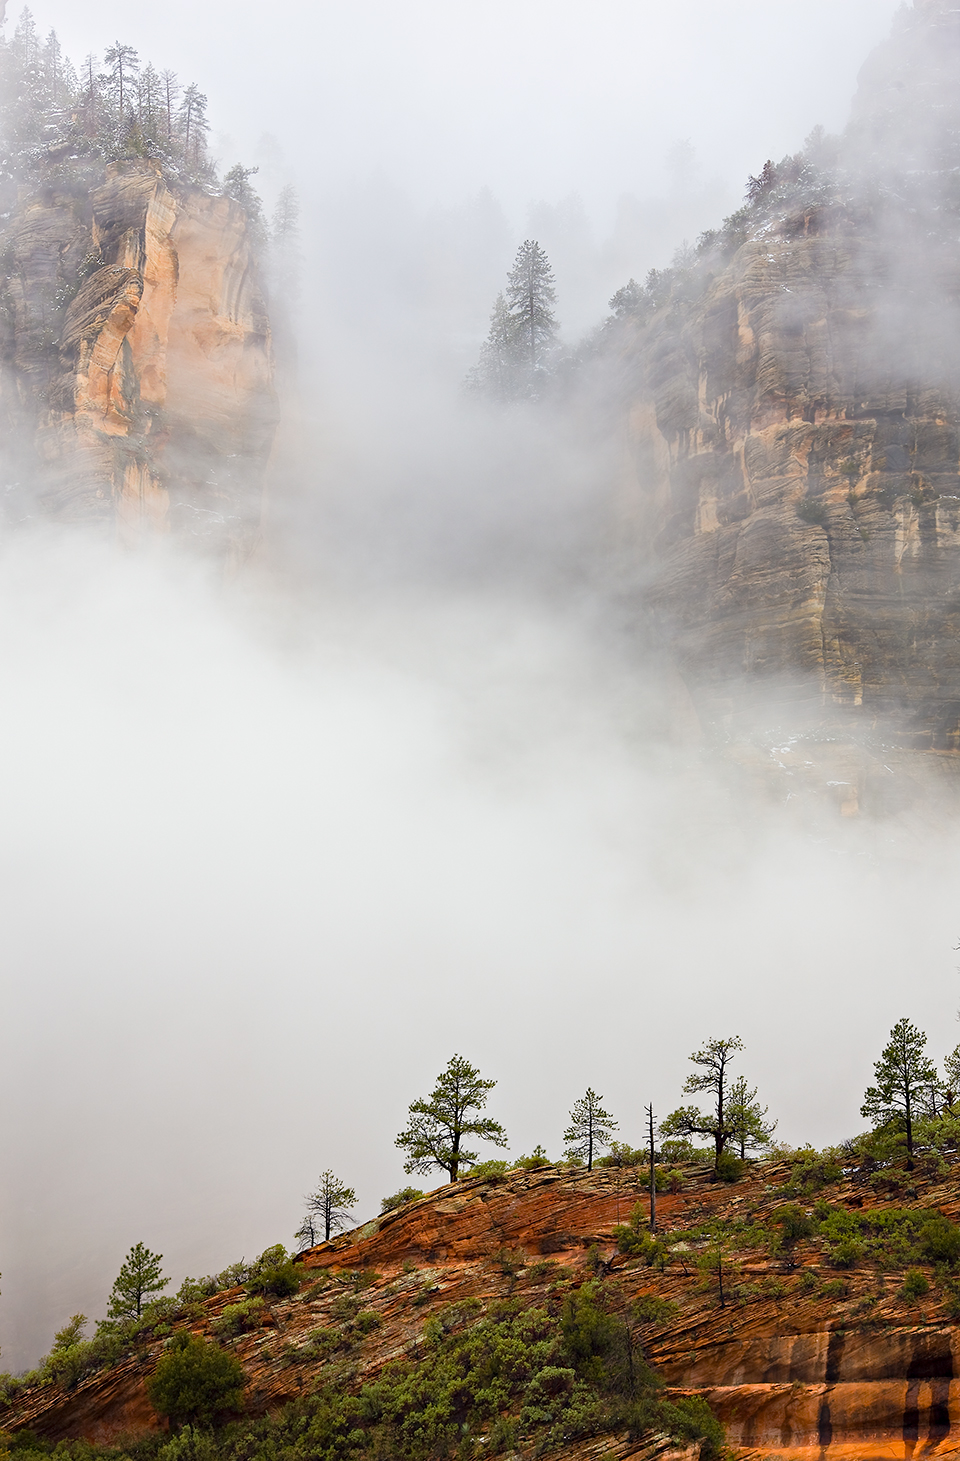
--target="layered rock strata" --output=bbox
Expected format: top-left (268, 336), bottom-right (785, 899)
top-left (0, 159), bottom-right (276, 558)
top-left (7, 1161), bottom-right (960, 1460)
top-left (612, 0), bottom-right (960, 757)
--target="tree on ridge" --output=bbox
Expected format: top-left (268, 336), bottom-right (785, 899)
top-left (861, 1017), bottom-right (938, 1166)
top-left (105, 1241), bottom-right (168, 1321)
top-left (297, 1169), bottom-right (357, 1248)
top-left (396, 1054), bottom-right (508, 1182)
top-left (563, 1088), bottom-right (618, 1171)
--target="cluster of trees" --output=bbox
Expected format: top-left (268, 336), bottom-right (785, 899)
top-left (0, 6), bottom-right (300, 273)
top-left (298, 1019), bottom-right (960, 1251)
top-left (466, 239), bottom-right (559, 401)
top-left (0, 7), bottom-right (218, 191)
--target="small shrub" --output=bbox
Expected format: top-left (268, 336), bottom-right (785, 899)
top-left (495, 1246), bottom-right (526, 1275)
top-left (919, 1218), bottom-right (960, 1266)
top-left (799, 1269), bottom-right (819, 1293)
top-left (244, 1246), bottom-right (300, 1299)
top-left (597, 1143), bottom-right (645, 1168)
top-left (211, 1297), bottom-right (264, 1339)
top-left (303, 1326), bottom-right (346, 1359)
top-left (517, 1145), bottom-right (550, 1170)
top-left (469, 1160), bottom-right (509, 1181)
top-left (632, 1295), bottom-right (679, 1325)
top-left (821, 1278), bottom-right (846, 1299)
top-left (902, 1268), bottom-right (930, 1301)
top-left (146, 1333), bottom-right (245, 1427)
top-left (714, 1150), bottom-right (745, 1183)
top-left (351, 1310), bottom-right (382, 1336)
top-left (797, 497), bottom-right (828, 525)
top-left (829, 1236), bottom-right (865, 1269)
top-left (380, 1186), bottom-right (425, 1213)
top-left (772, 1203), bottom-right (816, 1245)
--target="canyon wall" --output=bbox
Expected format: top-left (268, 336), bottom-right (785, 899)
top-left (611, 0), bottom-right (960, 768)
top-left (0, 159), bottom-right (277, 559)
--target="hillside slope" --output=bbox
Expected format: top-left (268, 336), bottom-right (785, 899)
top-left (6, 1159), bottom-right (960, 1459)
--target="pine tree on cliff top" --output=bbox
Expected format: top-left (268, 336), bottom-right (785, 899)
top-left (563, 1088), bottom-right (618, 1171)
top-left (105, 1241), bottom-right (168, 1321)
top-left (660, 1035), bottom-right (745, 1170)
top-left (297, 1168), bottom-right (357, 1248)
top-left (396, 1054), bottom-right (508, 1182)
top-left (861, 1017), bottom-right (938, 1165)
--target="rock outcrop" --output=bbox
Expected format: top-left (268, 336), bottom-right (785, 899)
top-left (0, 159), bottom-right (277, 558)
top-left (612, 0), bottom-right (960, 764)
top-left (7, 1160), bottom-right (960, 1460)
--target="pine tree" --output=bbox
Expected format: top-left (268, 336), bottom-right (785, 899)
top-left (504, 238), bottom-right (558, 384)
top-left (396, 1054), bottom-right (508, 1182)
top-left (300, 1169), bottom-right (357, 1246)
top-left (178, 83), bottom-right (208, 169)
top-left (563, 1088), bottom-right (618, 1171)
top-left (660, 1036), bottom-right (745, 1171)
top-left (159, 69), bottom-right (179, 142)
top-left (727, 1075), bottom-right (777, 1159)
top-left (861, 1018), bottom-right (938, 1164)
top-left (470, 292), bottom-right (519, 400)
top-left (103, 41), bottom-right (139, 127)
top-left (105, 1242), bottom-right (168, 1322)
top-left (223, 163), bottom-right (266, 247)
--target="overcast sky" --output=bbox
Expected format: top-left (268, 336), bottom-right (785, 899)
top-left (34, 0), bottom-right (899, 224)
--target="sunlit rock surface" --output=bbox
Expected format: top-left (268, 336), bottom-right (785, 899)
top-left (7, 1162), bottom-right (960, 1460)
top-left (0, 159), bottom-right (277, 559)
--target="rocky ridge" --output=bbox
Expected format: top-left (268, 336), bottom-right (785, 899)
top-left (6, 1160), bottom-right (960, 1459)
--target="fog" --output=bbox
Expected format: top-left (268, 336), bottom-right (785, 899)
top-left (6, 0), bottom-right (956, 1378)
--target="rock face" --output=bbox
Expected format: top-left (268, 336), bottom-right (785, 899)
top-left (7, 1161), bottom-right (960, 1460)
top-left (613, 0), bottom-right (960, 758)
top-left (0, 159), bottom-right (277, 558)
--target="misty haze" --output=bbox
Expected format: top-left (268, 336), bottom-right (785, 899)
top-left (3, 4), bottom-right (960, 1459)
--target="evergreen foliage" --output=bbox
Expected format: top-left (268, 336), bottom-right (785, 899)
top-left (146, 1333), bottom-right (245, 1428)
top-left (105, 1243), bottom-right (169, 1322)
top-left (467, 240), bottom-right (559, 400)
top-left (395, 1053), bottom-right (508, 1181)
top-left (861, 1018), bottom-right (939, 1163)
top-left (727, 1075), bottom-right (777, 1159)
top-left (563, 1089), bottom-right (618, 1172)
top-left (660, 1036), bottom-right (750, 1171)
top-left (299, 1171), bottom-right (357, 1246)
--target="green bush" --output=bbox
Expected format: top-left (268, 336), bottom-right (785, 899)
top-left (210, 1298), bottom-right (264, 1339)
top-left (797, 497), bottom-right (828, 525)
top-left (714, 1150), bottom-right (745, 1183)
top-left (468, 1160), bottom-right (509, 1181)
top-left (517, 1145), bottom-right (550, 1170)
top-left (244, 1250), bottom-right (299, 1299)
top-left (771, 1204), bottom-right (816, 1245)
top-left (902, 1268), bottom-right (930, 1301)
top-left (919, 1218), bottom-right (960, 1266)
top-left (380, 1187), bottom-right (425, 1213)
top-left (829, 1236), bottom-right (865, 1269)
top-left (821, 1279), bottom-right (846, 1299)
top-left (146, 1334), bottom-right (245, 1427)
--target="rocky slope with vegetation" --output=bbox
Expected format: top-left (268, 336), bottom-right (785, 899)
top-left (7, 1151), bottom-right (960, 1460)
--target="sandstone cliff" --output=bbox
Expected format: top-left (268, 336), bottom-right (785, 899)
top-left (7, 1160), bottom-right (960, 1461)
top-left (0, 159), bottom-right (277, 558)
top-left (609, 0), bottom-right (960, 771)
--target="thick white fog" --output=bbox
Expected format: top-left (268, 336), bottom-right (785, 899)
top-left (4, 0), bottom-right (954, 1378)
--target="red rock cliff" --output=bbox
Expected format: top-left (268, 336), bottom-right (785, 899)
top-left (0, 159), bottom-right (277, 558)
